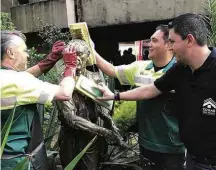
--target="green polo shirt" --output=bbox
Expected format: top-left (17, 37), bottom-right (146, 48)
top-left (115, 59), bottom-right (185, 153)
top-left (1, 68), bottom-right (57, 169)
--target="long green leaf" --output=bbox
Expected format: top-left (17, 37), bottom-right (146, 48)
top-left (45, 103), bottom-right (57, 138)
top-left (12, 156), bottom-right (29, 170)
top-left (64, 136), bottom-right (97, 170)
top-left (1, 103), bottom-right (17, 158)
top-left (45, 102), bottom-right (59, 149)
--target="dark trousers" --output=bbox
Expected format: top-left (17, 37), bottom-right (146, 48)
top-left (186, 152), bottom-right (216, 170)
top-left (140, 146), bottom-right (185, 170)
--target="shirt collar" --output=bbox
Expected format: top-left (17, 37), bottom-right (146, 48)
top-left (0, 66), bottom-right (13, 70)
top-left (145, 57), bottom-right (176, 73)
top-left (196, 47), bottom-right (216, 71)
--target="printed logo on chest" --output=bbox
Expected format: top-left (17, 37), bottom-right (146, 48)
top-left (202, 98), bottom-right (216, 116)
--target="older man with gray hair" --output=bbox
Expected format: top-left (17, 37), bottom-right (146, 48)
top-left (1, 30), bottom-right (78, 169)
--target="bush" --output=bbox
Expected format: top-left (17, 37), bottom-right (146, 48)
top-left (113, 101), bottom-right (136, 135)
top-left (38, 24), bottom-right (70, 50)
top-left (28, 47), bottom-right (58, 84)
top-left (28, 47), bottom-right (46, 67)
top-left (0, 12), bottom-right (15, 30)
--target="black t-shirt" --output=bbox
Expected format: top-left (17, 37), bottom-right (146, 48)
top-left (153, 64), bottom-right (166, 72)
top-left (154, 48), bottom-right (216, 158)
top-left (153, 57), bottom-right (174, 72)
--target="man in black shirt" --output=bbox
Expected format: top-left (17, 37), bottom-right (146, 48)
top-left (97, 13), bottom-right (216, 170)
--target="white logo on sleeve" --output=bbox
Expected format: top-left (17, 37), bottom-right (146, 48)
top-left (202, 98), bottom-right (216, 116)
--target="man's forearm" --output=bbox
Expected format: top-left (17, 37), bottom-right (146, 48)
top-left (95, 51), bottom-right (116, 77)
top-left (26, 65), bottom-right (43, 77)
top-left (54, 77), bottom-right (75, 100)
top-left (118, 84), bottom-right (162, 101)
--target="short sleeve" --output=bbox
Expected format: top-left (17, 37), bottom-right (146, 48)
top-left (154, 63), bottom-right (179, 93)
top-left (115, 61), bottom-right (148, 86)
top-left (0, 70), bottom-right (59, 110)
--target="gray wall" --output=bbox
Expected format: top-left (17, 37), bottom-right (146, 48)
top-left (81, 0), bottom-right (206, 27)
top-left (1, 0), bottom-right (12, 12)
top-left (10, 0), bottom-right (207, 33)
top-left (11, 0), bottom-right (75, 33)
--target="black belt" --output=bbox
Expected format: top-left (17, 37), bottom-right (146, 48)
top-left (192, 155), bottom-right (216, 166)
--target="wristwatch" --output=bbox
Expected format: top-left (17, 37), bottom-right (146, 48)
top-left (114, 91), bottom-right (120, 101)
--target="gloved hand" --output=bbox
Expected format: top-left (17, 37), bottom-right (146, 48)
top-left (51, 41), bottom-right (66, 54)
top-left (38, 41), bottom-right (65, 74)
top-left (63, 47), bottom-right (77, 78)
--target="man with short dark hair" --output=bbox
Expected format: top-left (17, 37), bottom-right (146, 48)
top-left (1, 30), bottom-right (78, 169)
top-left (98, 13), bottom-right (216, 170)
top-left (94, 25), bottom-right (185, 170)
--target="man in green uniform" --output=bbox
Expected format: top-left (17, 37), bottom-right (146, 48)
top-left (1, 30), bottom-right (78, 169)
top-left (94, 25), bottom-right (185, 170)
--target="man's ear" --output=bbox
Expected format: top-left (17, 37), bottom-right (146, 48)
top-left (6, 48), bottom-right (15, 59)
top-left (186, 34), bottom-right (194, 47)
top-left (165, 41), bottom-right (173, 52)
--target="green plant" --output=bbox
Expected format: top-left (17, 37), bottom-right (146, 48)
top-left (1, 103), bottom-right (30, 169)
top-left (44, 103), bottom-right (59, 149)
top-left (1, 103), bottom-right (17, 158)
top-left (44, 68), bottom-right (59, 84)
top-left (38, 24), bottom-right (70, 49)
top-left (12, 157), bottom-right (29, 170)
top-left (113, 101), bottom-right (136, 135)
top-left (64, 136), bottom-right (98, 170)
top-left (28, 47), bottom-right (46, 67)
top-left (0, 12), bottom-right (15, 30)
top-left (202, 0), bottom-right (216, 46)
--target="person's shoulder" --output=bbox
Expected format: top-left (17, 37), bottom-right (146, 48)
top-left (206, 47), bottom-right (216, 60)
top-left (1, 69), bottom-right (19, 78)
top-left (135, 60), bottom-right (152, 66)
top-left (1, 69), bottom-right (35, 80)
top-left (209, 47), bottom-right (216, 54)
top-left (1, 69), bottom-right (32, 75)
top-left (171, 62), bottom-right (186, 69)
top-left (166, 62), bottom-right (186, 75)
top-left (127, 60), bottom-right (151, 71)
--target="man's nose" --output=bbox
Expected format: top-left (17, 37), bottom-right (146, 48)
top-left (148, 42), bottom-right (152, 47)
top-left (169, 44), bottom-right (174, 51)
